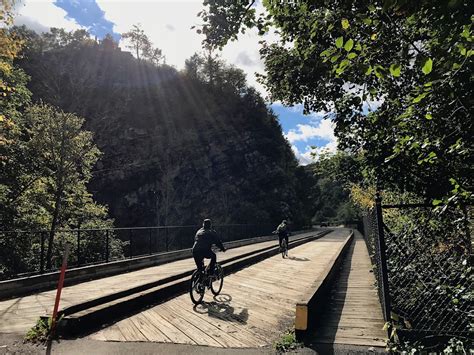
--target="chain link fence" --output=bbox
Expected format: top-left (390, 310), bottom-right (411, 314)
top-left (362, 196), bottom-right (472, 341)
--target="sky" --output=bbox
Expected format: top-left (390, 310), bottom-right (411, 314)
top-left (13, 0), bottom-right (338, 165)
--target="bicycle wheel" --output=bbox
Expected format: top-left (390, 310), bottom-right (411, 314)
top-left (190, 270), bottom-right (205, 304)
top-left (281, 240), bottom-right (287, 258)
top-left (210, 264), bottom-right (224, 295)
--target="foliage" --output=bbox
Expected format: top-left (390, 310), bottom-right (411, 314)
top-left (197, 0), bottom-right (473, 205)
top-left (273, 329), bottom-right (302, 352)
top-left (24, 317), bottom-right (54, 343)
top-left (387, 335), bottom-right (472, 354)
top-left (122, 24), bottom-right (164, 65)
top-left (1, 17), bottom-right (118, 277)
top-left (310, 150), bottom-right (363, 224)
top-left (13, 27), bottom-right (315, 232)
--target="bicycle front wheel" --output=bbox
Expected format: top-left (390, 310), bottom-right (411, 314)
top-left (210, 264), bottom-right (224, 295)
top-left (190, 270), bottom-right (205, 304)
top-left (281, 240), bottom-right (287, 258)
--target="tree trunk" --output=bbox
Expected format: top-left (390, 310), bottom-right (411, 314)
top-left (46, 189), bottom-right (62, 269)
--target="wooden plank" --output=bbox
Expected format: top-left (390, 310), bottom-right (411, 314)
top-left (309, 231), bottom-right (387, 347)
top-left (172, 297), bottom-right (264, 347)
top-left (130, 313), bottom-right (170, 342)
top-left (142, 309), bottom-right (196, 344)
top-left (85, 229), bottom-right (353, 348)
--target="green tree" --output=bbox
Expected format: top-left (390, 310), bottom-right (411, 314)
top-left (22, 104), bottom-right (102, 268)
top-left (198, 0), bottom-right (473, 204)
top-left (122, 24), bottom-right (164, 64)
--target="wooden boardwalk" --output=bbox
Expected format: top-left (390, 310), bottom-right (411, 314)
top-left (88, 229), bottom-right (351, 347)
top-left (0, 231), bottom-right (316, 334)
top-left (309, 230), bottom-right (387, 347)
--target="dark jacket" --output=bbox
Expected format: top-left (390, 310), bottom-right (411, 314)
top-left (192, 228), bottom-right (225, 252)
top-left (276, 223), bottom-right (289, 237)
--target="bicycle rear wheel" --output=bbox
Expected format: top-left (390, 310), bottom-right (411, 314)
top-left (210, 264), bottom-right (224, 295)
top-left (281, 240), bottom-right (287, 258)
top-left (190, 270), bottom-right (205, 304)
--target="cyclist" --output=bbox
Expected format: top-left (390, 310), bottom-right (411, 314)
top-left (192, 219), bottom-right (226, 276)
top-left (275, 219), bottom-right (290, 251)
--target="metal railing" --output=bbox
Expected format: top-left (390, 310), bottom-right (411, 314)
top-left (0, 224), bottom-right (274, 280)
top-left (362, 195), bottom-right (472, 341)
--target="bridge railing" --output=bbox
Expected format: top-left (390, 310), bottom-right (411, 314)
top-left (0, 224), bottom-right (274, 281)
top-left (362, 195), bottom-right (472, 342)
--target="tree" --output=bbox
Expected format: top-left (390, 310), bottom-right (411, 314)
top-left (197, 0), bottom-right (473, 204)
top-left (184, 51), bottom-right (247, 94)
top-left (121, 24), bottom-right (164, 65)
top-left (23, 104), bottom-right (102, 268)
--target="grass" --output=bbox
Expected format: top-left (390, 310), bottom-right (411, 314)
top-left (24, 317), bottom-right (55, 343)
top-left (274, 329), bottom-right (303, 352)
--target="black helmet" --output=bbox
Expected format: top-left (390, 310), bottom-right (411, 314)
top-left (203, 219), bottom-right (212, 229)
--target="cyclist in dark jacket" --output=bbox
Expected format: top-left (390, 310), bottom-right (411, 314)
top-left (192, 219), bottom-right (225, 274)
top-left (275, 220), bottom-right (290, 250)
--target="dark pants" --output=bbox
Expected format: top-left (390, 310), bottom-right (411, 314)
top-left (278, 234), bottom-right (289, 248)
top-left (193, 249), bottom-right (216, 273)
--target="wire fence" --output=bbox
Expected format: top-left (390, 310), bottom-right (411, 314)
top-left (362, 194), bottom-right (472, 341)
top-left (0, 223), bottom-right (274, 281)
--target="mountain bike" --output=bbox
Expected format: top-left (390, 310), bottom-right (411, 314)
top-left (189, 260), bottom-right (224, 305)
top-left (273, 230), bottom-right (289, 258)
top-left (280, 237), bottom-right (288, 258)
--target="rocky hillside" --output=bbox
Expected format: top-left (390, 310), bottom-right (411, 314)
top-left (16, 28), bottom-right (317, 228)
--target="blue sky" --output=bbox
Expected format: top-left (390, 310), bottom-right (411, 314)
top-left (54, 0), bottom-right (120, 41)
top-left (14, 0), bottom-right (338, 164)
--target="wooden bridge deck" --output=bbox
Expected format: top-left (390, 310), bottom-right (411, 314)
top-left (309, 230), bottom-right (387, 348)
top-left (0, 231), bottom-right (316, 334)
top-left (88, 229), bottom-right (351, 347)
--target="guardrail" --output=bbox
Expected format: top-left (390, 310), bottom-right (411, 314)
top-left (0, 224), bottom-right (274, 281)
top-left (294, 230), bottom-right (354, 340)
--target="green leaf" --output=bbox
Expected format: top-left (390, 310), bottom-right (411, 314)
top-left (330, 54), bottom-right (341, 63)
top-left (347, 52), bottom-right (357, 60)
top-left (374, 66), bottom-right (384, 79)
top-left (365, 65), bottom-right (373, 75)
top-left (422, 58), bottom-right (433, 75)
top-left (425, 113), bottom-right (432, 120)
top-left (335, 37), bottom-right (344, 48)
top-left (413, 92), bottom-right (428, 103)
top-left (340, 59), bottom-right (350, 69)
top-left (341, 18), bottom-right (349, 30)
top-left (362, 18), bottom-right (372, 25)
top-left (432, 199), bottom-right (442, 206)
top-left (389, 64), bottom-right (401, 77)
top-left (320, 49), bottom-right (332, 57)
top-left (344, 39), bottom-right (354, 52)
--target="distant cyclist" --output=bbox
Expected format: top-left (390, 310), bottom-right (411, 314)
top-left (192, 219), bottom-right (226, 275)
top-left (275, 219), bottom-right (290, 251)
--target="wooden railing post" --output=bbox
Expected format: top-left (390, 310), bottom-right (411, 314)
top-left (375, 192), bottom-right (391, 322)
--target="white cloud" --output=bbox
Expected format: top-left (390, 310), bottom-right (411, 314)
top-left (291, 145), bottom-right (314, 166)
top-left (15, 0), bottom-right (84, 33)
top-left (291, 141), bottom-right (338, 166)
top-left (95, 0), bottom-right (275, 96)
top-left (285, 119), bottom-right (335, 144)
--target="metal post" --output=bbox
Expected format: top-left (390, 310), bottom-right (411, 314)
top-left (129, 230), bottom-right (133, 259)
top-left (375, 192), bottom-right (391, 322)
top-left (105, 230), bottom-right (109, 263)
top-left (149, 229), bottom-right (152, 255)
top-left (40, 232), bottom-right (45, 273)
top-left (77, 229), bottom-right (81, 266)
top-left (165, 228), bottom-right (169, 252)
